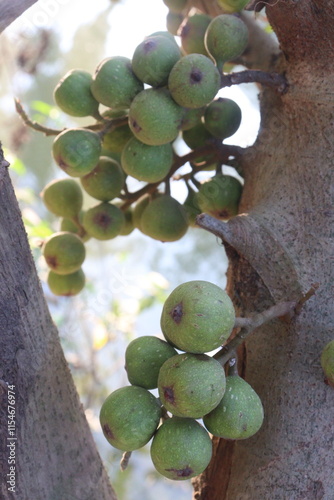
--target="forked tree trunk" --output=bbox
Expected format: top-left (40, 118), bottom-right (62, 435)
top-left (193, 1), bottom-right (334, 498)
top-left (0, 163), bottom-right (116, 499)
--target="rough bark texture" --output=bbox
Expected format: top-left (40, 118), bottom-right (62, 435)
top-left (0, 163), bottom-right (116, 500)
top-left (0, 0), bottom-right (38, 33)
top-left (193, 0), bottom-right (334, 499)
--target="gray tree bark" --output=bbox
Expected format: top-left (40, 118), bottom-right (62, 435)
top-left (0, 158), bottom-right (116, 500)
top-left (0, 0), bottom-right (38, 33)
top-left (193, 0), bottom-right (334, 498)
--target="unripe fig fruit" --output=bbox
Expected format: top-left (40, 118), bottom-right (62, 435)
top-left (217, 0), bottom-right (250, 13)
top-left (129, 88), bottom-right (184, 146)
top-left (163, 0), bottom-right (187, 13)
top-left (140, 194), bottom-right (188, 242)
top-left (168, 54), bottom-right (221, 109)
top-left (132, 35), bottom-right (181, 87)
top-left (42, 231), bottom-right (86, 275)
top-left (60, 213), bottom-right (91, 243)
top-left (82, 202), bottom-right (125, 240)
top-left (182, 122), bottom-right (215, 163)
top-left (180, 13), bottom-right (212, 56)
top-left (52, 128), bottom-right (101, 177)
top-left (41, 178), bottom-right (83, 218)
top-left (132, 194), bottom-right (151, 230)
top-left (113, 203), bottom-right (135, 236)
top-left (125, 336), bottom-right (177, 389)
top-left (205, 15), bottom-right (248, 71)
top-left (161, 280), bottom-right (235, 353)
top-left (102, 123), bottom-right (133, 154)
top-left (53, 69), bottom-right (99, 118)
top-left (100, 385), bottom-right (161, 451)
top-left (121, 137), bottom-right (173, 183)
top-left (47, 268), bottom-right (85, 296)
top-left (80, 156), bottom-right (125, 202)
top-left (203, 375), bottom-right (264, 440)
top-left (320, 340), bottom-right (334, 388)
top-left (196, 173), bottom-right (243, 220)
top-left (180, 106), bottom-right (205, 131)
top-left (158, 353), bottom-right (226, 418)
top-left (166, 11), bottom-right (184, 36)
top-left (91, 56), bottom-right (144, 109)
top-left (204, 97), bottom-right (242, 139)
top-left (150, 417), bottom-right (212, 480)
top-left (183, 187), bottom-right (202, 226)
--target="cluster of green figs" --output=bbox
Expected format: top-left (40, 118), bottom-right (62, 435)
top-left (40, 6), bottom-right (250, 296)
top-left (100, 281), bottom-right (264, 481)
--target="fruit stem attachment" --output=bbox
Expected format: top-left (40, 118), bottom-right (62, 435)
top-left (120, 451), bottom-right (132, 471)
top-left (220, 69), bottom-right (288, 94)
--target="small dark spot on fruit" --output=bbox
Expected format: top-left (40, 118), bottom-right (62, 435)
top-left (239, 412), bottom-right (243, 418)
top-left (163, 386), bottom-right (175, 404)
top-left (166, 466), bottom-right (193, 477)
top-left (143, 39), bottom-right (157, 53)
top-left (242, 423), bottom-right (248, 432)
top-left (94, 212), bottom-right (112, 228)
top-left (45, 255), bottom-right (58, 269)
top-left (216, 209), bottom-right (230, 218)
top-left (196, 313), bottom-right (203, 317)
top-left (103, 423), bottom-right (114, 439)
top-left (170, 302), bottom-right (183, 324)
top-left (130, 119), bottom-right (142, 133)
top-left (190, 69), bottom-right (203, 84)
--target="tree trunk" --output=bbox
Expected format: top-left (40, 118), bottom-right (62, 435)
top-left (0, 0), bottom-right (38, 33)
top-left (0, 161), bottom-right (116, 500)
top-left (193, 1), bottom-right (334, 498)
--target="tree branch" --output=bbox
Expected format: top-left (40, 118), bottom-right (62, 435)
top-left (221, 69), bottom-right (288, 94)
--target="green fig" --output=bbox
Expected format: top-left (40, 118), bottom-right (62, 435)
top-left (204, 97), bottom-right (242, 139)
top-left (128, 88), bottom-right (184, 146)
top-left (140, 194), bottom-right (188, 242)
top-left (180, 13), bottom-right (213, 56)
top-left (320, 340), bottom-right (334, 388)
top-left (42, 231), bottom-right (86, 275)
top-left (132, 35), bottom-right (181, 87)
top-left (41, 178), bottom-right (83, 218)
top-left (163, 0), bottom-right (187, 13)
top-left (102, 122), bottom-right (133, 155)
top-left (47, 268), bottom-right (85, 296)
top-left (150, 417), bottom-right (212, 480)
top-left (60, 212), bottom-right (90, 243)
top-left (217, 0), bottom-right (250, 14)
top-left (196, 173), bottom-right (243, 219)
top-left (180, 106), bottom-right (206, 131)
top-left (158, 353), bottom-right (226, 418)
top-left (100, 385), bottom-right (161, 451)
top-left (91, 56), bottom-right (144, 109)
top-left (168, 53), bottom-right (221, 109)
top-left (80, 156), bottom-right (125, 202)
top-left (52, 128), bottom-right (101, 177)
top-left (204, 14), bottom-right (248, 72)
top-left (82, 202), bottom-right (125, 240)
top-left (166, 11), bottom-right (184, 36)
top-left (183, 186), bottom-right (202, 226)
top-left (53, 69), bottom-right (100, 118)
top-left (121, 137), bottom-right (174, 183)
top-left (125, 336), bottom-right (177, 389)
top-left (132, 194), bottom-right (151, 230)
top-left (161, 280), bottom-right (235, 353)
top-left (203, 375), bottom-right (264, 440)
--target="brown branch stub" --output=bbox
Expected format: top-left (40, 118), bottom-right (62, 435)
top-left (221, 70), bottom-right (288, 94)
top-left (120, 451), bottom-right (132, 471)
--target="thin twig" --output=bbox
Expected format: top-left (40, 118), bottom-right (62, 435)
top-left (120, 451), bottom-right (132, 471)
top-left (15, 98), bottom-right (64, 136)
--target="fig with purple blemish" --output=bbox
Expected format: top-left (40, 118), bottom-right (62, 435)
top-left (99, 385), bottom-right (161, 451)
top-left (158, 352), bottom-right (226, 418)
top-left (150, 417), bottom-right (212, 480)
top-left (42, 231), bottom-right (86, 275)
top-left (161, 280), bottom-right (235, 353)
